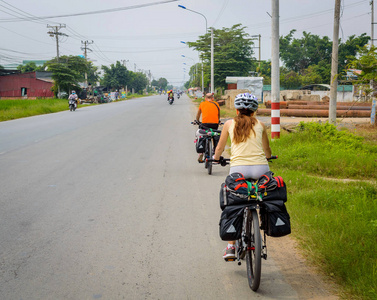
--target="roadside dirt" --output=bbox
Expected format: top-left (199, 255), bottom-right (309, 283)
top-left (268, 236), bottom-right (339, 299)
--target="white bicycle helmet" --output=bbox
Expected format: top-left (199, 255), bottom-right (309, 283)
top-left (234, 93), bottom-right (258, 111)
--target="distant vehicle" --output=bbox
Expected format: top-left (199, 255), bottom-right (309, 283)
top-left (69, 98), bottom-right (77, 111)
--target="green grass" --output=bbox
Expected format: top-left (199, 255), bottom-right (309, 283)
top-left (273, 122), bottom-right (377, 179)
top-left (270, 122), bottom-right (377, 300)
top-left (0, 99), bottom-right (71, 121)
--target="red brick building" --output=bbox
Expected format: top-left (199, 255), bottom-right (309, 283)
top-left (0, 71), bottom-right (54, 99)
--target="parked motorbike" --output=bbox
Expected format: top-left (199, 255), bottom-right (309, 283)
top-left (69, 99), bottom-right (77, 111)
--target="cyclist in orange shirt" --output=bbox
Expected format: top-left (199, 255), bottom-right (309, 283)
top-left (195, 93), bottom-right (220, 162)
top-left (196, 93), bottom-right (220, 129)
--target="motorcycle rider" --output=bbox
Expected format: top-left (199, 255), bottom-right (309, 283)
top-left (68, 90), bottom-right (78, 109)
top-left (167, 89), bottom-right (174, 102)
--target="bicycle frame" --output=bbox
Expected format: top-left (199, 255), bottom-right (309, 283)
top-left (236, 205), bottom-right (268, 263)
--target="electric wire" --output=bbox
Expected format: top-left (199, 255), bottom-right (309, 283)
top-left (0, 0), bottom-right (59, 25)
top-left (0, 0), bottom-right (179, 22)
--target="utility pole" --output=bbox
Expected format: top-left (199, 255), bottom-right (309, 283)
top-left (251, 34), bottom-right (262, 69)
top-left (371, 1), bottom-right (376, 125)
top-left (258, 34), bottom-right (261, 68)
top-left (47, 24), bottom-right (67, 98)
top-left (211, 28), bottom-right (214, 94)
top-left (121, 59), bottom-right (129, 67)
top-left (329, 0), bottom-right (341, 124)
top-left (271, 0), bottom-right (280, 139)
top-left (81, 40), bottom-right (93, 88)
top-left (372, 0), bottom-right (374, 47)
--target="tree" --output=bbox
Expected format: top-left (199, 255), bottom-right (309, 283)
top-left (347, 45), bottom-right (377, 99)
top-left (300, 65), bottom-right (324, 86)
top-left (280, 68), bottom-right (301, 89)
top-left (151, 77), bottom-right (168, 90)
top-left (252, 60), bottom-right (271, 84)
top-left (101, 61), bottom-right (130, 90)
top-left (338, 33), bottom-right (370, 76)
top-left (46, 55), bottom-right (88, 96)
top-left (87, 61), bottom-right (100, 86)
top-left (279, 30), bottom-right (332, 74)
top-left (17, 62), bottom-right (44, 73)
top-left (129, 72), bottom-right (148, 94)
top-left (188, 24), bottom-right (255, 90)
top-left (280, 31), bottom-right (370, 84)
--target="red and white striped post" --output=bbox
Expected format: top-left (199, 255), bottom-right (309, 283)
top-left (271, 0), bottom-right (280, 139)
top-left (271, 102), bottom-right (280, 139)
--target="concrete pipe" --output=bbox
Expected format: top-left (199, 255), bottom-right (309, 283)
top-left (257, 109), bottom-right (373, 117)
top-left (287, 105), bottom-right (372, 111)
top-left (264, 101), bottom-right (287, 108)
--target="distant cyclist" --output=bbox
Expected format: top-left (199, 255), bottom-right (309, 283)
top-left (213, 92), bottom-right (272, 260)
top-left (195, 93), bottom-right (220, 162)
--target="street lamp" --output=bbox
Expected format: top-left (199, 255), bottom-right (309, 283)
top-left (181, 55), bottom-right (197, 86)
top-left (178, 5), bottom-right (207, 32)
top-left (178, 5), bottom-right (210, 93)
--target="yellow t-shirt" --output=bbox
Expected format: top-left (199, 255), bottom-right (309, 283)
top-left (199, 100), bottom-right (220, 124)
top-left (228, 119), bottom-right (268, 167)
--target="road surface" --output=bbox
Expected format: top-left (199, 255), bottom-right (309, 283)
top-left (0, 94), bottom-right (335, 299)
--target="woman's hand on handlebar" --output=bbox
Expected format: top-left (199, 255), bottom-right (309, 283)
top-left (211, 156), bottom-right (229, 166)
top-left (267, 155), bottom-right (278, 162)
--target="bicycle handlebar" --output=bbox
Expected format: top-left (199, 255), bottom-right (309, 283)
top-left (191, 120), bottom-right (224, 127)
top-left (207, 156), bottom-right (278, 166)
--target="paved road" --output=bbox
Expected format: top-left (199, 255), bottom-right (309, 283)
top-left (0, 94), bottom-right (299, 299)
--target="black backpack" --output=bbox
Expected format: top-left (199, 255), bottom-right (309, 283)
top-left (257, 171), bottom-right (287, 202)
top-left (219, 173), bottom-right (259, 210)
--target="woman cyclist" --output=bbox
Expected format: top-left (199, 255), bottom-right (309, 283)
top-left (213, 92), bottom-right (272, 260)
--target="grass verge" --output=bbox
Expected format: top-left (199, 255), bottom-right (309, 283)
top-left (0, 94), bottom-right (155, 121)
top-left (270, 122), bottom-right (377, 300)
top-left (0, 99), bottom-right (72, 121)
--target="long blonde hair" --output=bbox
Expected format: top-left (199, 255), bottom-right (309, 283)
top-left (233, 109), bottom-right (257, 144)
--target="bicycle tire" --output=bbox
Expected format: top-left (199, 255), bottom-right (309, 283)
top-left (204, 139), bottom-right (209, 169)
top-left (246, 209), bottom-right (262, 291)
top-left (207, 138), bottom-right (213, 175)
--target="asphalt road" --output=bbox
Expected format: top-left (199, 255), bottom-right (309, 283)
top-left (0, 94), bottom-right (299, 299)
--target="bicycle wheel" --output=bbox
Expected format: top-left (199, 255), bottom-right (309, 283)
top-left (207, 138), bottom-right (213, 175)
top-left (204, 139), bottom-right (209, 169)
top-left (246, 209), bottom-right (262, 291)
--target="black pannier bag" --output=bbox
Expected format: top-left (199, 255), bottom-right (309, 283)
top-left (257, 171), bottom-right (287, 202)
top-left (195, 136), bottom-right (206, 153)
top-left (219, 205), bottom-right (245, 241)
top-left (260, 200), bottom-right (291, 237)
top-left (219, 173), bottom-right (258, 210)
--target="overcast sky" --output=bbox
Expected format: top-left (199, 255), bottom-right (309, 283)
top-left (0, 0), bottom-right (373, 86)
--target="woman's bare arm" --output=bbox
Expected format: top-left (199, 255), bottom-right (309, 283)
top-left (214, 120), bottom-right (231, 160)
top-left (261, 122), bottom-right (272, 158)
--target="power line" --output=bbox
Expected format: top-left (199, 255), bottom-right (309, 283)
top-left (0, 0), bottom-right (179, 22)
top-left (0, 0), bottom-right (59, 25)
top-left (246, 0), bottom-right (368, 29)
